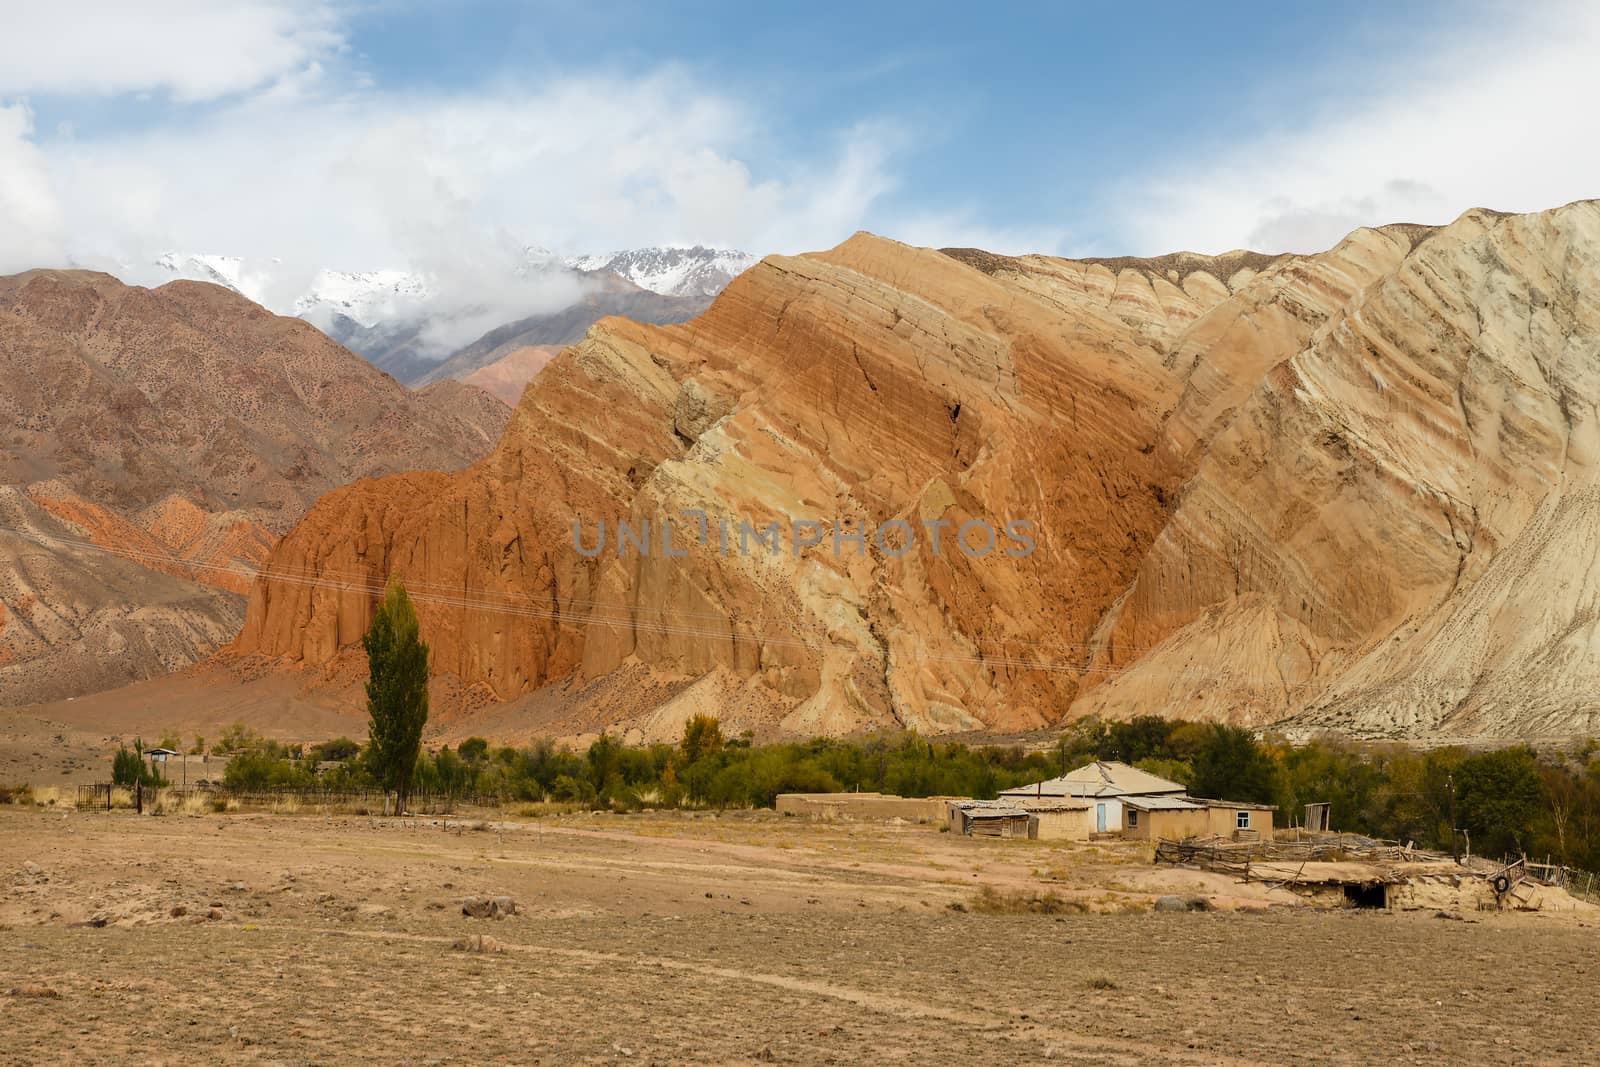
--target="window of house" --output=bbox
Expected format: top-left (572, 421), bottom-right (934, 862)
top-left (1128, 810), bottom-right (1139, 827)
top-left (1236, 810), bottom-right (1250, 829)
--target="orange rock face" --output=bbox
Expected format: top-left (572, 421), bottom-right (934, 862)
top-left (235, 203), bottom-right (1600, 740)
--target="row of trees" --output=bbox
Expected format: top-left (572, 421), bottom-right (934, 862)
top-left (1055, 716), bottom-right (1593, 866)
top-left (210, 708), bottom-right (1600, 871)
top-left (214, 578), bottom-right (1600, 874)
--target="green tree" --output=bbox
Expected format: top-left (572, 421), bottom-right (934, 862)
top-left (363, 578), bottom-right (430, 814)
top-left (1455, 746), bottom-right (1544, 859)
top-left (459, 736), bottom-right (490, 764)
top-left (682, 714), bottom-right (725, 764)
top-left (112, 744), bottom-right (145, 787)
top-left (112, 739), bottom-right (167, 789)
top-left (309, 737), bottom-right (361, 763)
top-left (1190, 725), bottom-right (1279, 806)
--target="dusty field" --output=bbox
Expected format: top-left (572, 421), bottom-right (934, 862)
top-left (1, 806), bottom-right (1596, 1065)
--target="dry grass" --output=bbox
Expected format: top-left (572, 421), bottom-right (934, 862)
top-left (147, 790), bottom-right (215, 816)
top-left (969, 885), bottom-right (1088, 915)
top-left (6, 984), bottom-right (61, 999)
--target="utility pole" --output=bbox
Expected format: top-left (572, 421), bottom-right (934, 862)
top-left (1447, 772), bottom-right (1459, 863)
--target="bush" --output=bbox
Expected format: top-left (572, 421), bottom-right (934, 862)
top-left (310, 737), bottom-right (361, 763)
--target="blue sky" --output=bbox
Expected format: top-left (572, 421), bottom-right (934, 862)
top-left (1, 0), bottom-right (1595, 285)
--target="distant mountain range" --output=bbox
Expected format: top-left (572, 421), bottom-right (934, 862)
top-left (145, 245), bottom-right (756, 386)
top-left (0, 269), bottom-right (511, 706)
top-left (564, 246), bottom-right (758, 299)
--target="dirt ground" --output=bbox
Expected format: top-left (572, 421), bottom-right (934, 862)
top-left (2, 806), bottom-right (1596, 1065)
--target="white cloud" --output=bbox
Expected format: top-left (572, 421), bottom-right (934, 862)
top-left (1112, 2), bottom-right (1600, 255)
top-left (30, 70), bottom-right (901, 271)
top-left (0, 102), bottom-right (64, 273)
top-left (0, 0), bottom-right (345, 102)
top-left (0, 66), bottom-right (910, 356)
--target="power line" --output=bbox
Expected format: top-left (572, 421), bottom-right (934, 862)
top-left (0, 517), bottom-right (1348, 691)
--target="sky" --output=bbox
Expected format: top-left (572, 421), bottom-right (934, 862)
top-left (2, 0), bottom-right (1596, 293)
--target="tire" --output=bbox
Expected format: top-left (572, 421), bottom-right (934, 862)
top-left (1492, 874), bottom-right (1511, 894)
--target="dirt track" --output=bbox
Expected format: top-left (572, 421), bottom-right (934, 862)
top-left (1, 807), bottom-right (1595, 1065)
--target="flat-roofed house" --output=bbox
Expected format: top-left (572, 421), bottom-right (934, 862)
top-left (1122, 796), bottom-right (1279, 841)
top-left (1121, 795), bottom-right (1210, 841)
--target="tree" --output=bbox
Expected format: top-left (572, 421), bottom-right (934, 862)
top-left (363, 578), bottom-right (430, 814)
top-left (1455, 747), bottom-right (1544, 859)
top-left (112, 738), bottom-right (167, 791)
top-left (681, 714), bottom-right (725, 764)
top-left (1190, 725), bottom-right (1279, 806)
top-left (310, 737), bottom-right (361, 763)
top-left (459, 736), bottom-right (490, 764)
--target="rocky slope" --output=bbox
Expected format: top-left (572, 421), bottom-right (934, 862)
top-left (0, 270), bottom-right (509, 704)
top-left (232, 202), bottom-right (1600, 741)
top-left (459, 346), bottom-right (564, 406)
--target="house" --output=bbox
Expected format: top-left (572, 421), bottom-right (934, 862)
top-left (1121, 797), bottom-right (1277, 841)
top-left (143, 748), bottom-right (180, 764)
top-left (999, 761), bottom-right (1187, 835)
top-left (1192, 798), bottom-right (1276, 839)
top-left (1120, 796), bottom-right (1210, 841)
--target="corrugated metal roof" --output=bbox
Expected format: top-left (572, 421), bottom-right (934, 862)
top-left (949, 799), bottom-right (1031, 813)
top-left (998, 760), bottom-right (1187, 800)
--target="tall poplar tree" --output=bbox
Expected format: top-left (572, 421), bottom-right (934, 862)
top-left (364, 578), bottom-right (429, 814)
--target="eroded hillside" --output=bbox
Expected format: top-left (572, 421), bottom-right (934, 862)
top-left (231, 203), bottom-right (1600, 740)
top-left (0, 271), bottom-right (510, 704)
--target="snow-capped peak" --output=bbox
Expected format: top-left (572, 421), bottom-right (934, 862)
top-left (292, 269), bottom-right (430, 328)
top-left (153, 253), bottom-right (276, 306)
top-left (565, 245), bottom-right (757, 299)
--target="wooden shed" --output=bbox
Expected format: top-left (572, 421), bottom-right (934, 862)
top-left (947, 800), bottom-right (1034, 838)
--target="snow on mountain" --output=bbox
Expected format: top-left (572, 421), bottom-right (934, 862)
top-left (565, 245), bottom-right (757, 299)
top-left (145, 244), bottom-right (753, 334)
top-left (293, 269), bottom-right (431, 328)
top-left (153, 252), bottom-right (274, 305)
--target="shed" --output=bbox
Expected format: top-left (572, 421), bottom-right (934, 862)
top-left (144, 748), bottom-right (180, 764)
top-left (947, 800), bottom-right (1034, 838)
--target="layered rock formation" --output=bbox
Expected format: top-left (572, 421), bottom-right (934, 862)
top-left (233, 202), bottom-right (1600, 740)
top-left (0, 270), bottom-right (510, 704)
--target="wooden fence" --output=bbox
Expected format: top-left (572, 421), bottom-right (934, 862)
top-left (1154, 832), bottom-right (1416, 873)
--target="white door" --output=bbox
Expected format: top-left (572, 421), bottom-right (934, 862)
top-left (1096, 803), bottom-right (1106, 832)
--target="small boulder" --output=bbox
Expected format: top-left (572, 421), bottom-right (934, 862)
top-left (461, 896), bottom-right (518, 919)
top-left (1155, 895), bottom-right (1212, 913)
